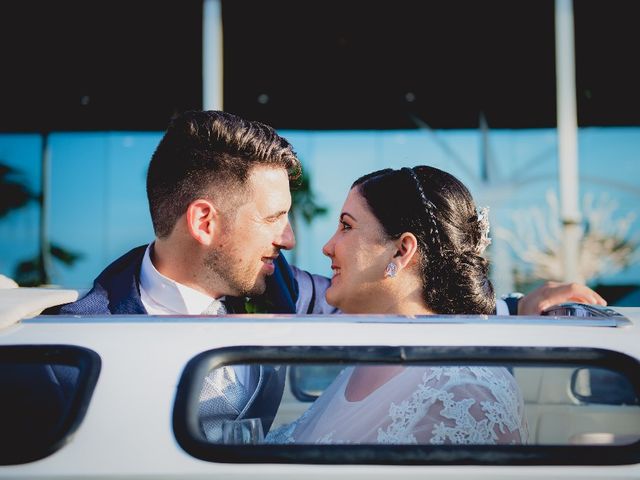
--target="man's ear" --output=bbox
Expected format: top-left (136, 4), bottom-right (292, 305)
top-left (393, 232), bottom-right (419, 270)
top-left (186, 199), bottom-right (219, 246)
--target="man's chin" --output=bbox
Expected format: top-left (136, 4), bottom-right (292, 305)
top-left (243, 278), bottom-right (267, 298)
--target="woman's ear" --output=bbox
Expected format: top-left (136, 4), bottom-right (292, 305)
top-left (393, 232), bottom-right (419, 270)
top-left (186, 199), bottom-right (219, 246)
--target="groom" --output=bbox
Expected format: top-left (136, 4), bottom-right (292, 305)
top-left (47, 110), bottom-right (605, 439)
top-left (47, 110), bottom-right (334, 440)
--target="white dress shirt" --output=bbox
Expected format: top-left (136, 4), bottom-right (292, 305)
top-left (139, 244), bottom-right (225, 315)
top-left (138, 244), bottom-right (251, 388)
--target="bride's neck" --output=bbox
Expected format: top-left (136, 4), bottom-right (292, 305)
top-left (381, 299), bottom-right (434, 316)
top-left (375, 284), bottom-right (435, 316)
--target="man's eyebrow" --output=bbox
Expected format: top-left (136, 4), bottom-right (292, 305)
top-left (340, 212), bottom-right (357, 222)
top-left (265, 210), bottom-right (289, 220)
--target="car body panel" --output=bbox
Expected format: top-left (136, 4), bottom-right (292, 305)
top-left (1, 300), bottom-right (640, 477)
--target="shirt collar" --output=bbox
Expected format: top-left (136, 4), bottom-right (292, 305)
top-left (139, 243), bottom-right (224, 315)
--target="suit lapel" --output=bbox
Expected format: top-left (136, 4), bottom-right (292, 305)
top-left (239, 365), bottom-right (287, 435)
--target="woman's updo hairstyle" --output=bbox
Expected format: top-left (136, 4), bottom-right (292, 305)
top-left (352, 166), bottom-right (495, 315)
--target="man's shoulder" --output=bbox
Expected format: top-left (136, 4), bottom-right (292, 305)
top-left (98, 245), bottom-right (148, 278)
top-left (290, 266), bottom-right (337, 315)
top-left (46, 245), bottom-right (149, 315)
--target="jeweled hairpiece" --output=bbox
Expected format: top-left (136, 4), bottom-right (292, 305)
top-left (401, 167), bottom-right (442, 254)
top-left (475, 206), bottom-right (492, 255)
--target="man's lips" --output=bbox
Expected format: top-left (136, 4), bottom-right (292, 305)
top-left (261, 255), bottom-right (278, 274)
top-left (331, 265), bottom-right (341, 279)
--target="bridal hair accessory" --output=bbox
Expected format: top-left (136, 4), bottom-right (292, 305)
top-left (384, 262), bottom-right (398, 278)
top-left (475, 206), bottom-right (492, 254)
top-left (401, 167), bottom-right (442, 254)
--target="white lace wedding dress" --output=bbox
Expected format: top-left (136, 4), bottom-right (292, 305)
top-left (266, 366), bottom-right (528, 445)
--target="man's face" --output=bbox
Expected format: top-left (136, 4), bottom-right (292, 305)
top-left (205, 166), bottom-right (295, 297)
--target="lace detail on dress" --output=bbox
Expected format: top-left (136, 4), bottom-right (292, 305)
top-left (266, 366), bottom-right (527, 445)
top-left (266, 404), bottom-right (315, 444)
top-left (377, 367), bottom-right (527, 445)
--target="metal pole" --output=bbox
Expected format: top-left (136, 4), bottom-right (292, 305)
top-left (203, 0), bottom-right (224, 110)
top-left (39, 132), bottom-right (52, 285)
top-left (555, 0), bottom-right (582, 283)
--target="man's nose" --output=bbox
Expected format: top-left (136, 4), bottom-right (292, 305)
top-left (276, 219), bottom-right (296, 250)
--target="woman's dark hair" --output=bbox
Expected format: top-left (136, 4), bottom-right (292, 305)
top-left (352, 166), bottom-right (495, 315)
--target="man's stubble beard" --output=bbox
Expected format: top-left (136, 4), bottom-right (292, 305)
top-left (203, 246), bottom-right (267, 298)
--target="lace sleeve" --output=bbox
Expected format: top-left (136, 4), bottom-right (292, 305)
top-left (378, 367), bottom-right (528, 445)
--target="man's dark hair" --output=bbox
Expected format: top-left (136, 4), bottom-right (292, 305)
top-left (147, 110), bottom-right (301, 238)
top-left (353, 166), bottom-right (496, 315)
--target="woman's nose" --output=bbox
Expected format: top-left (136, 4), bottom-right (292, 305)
top-left (322, 235), bottom-right (335, 258)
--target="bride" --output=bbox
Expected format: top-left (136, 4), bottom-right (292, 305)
top-left (267, 166), bottom-right (528, 445)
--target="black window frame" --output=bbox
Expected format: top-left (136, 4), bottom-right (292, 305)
top-left (0, 345), bottom-right (101, 465)
top-left (173, 345), bottom-right (640, 465)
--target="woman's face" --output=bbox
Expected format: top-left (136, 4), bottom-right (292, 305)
top-left (322, 187), bottom-right (396, 313)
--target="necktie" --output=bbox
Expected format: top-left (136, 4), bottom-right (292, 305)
top-left (201, 299), bottom-right (227, 315)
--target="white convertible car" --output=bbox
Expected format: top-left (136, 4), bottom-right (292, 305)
top-left (1, 287), bottom-right (640, 479)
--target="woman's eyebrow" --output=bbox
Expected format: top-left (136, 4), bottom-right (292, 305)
top-left (340, 212), bottom-right (357, 222)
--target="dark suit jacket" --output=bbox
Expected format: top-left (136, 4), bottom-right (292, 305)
top-left (44, 244), bottom-right (298, 435)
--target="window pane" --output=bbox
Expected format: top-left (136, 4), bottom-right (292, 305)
top-left (198, 363), bottom-right (639, 446)
top-left (174, 347), bottom-right (640, 465)
top-left (0, 346), bottom-right (101, 465)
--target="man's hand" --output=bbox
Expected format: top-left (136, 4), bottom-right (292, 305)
top-left (517, 281), bottom-right (607, 315)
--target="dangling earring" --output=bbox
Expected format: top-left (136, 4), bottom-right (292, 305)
top-left (384, 263), bottom-right (397, 278)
